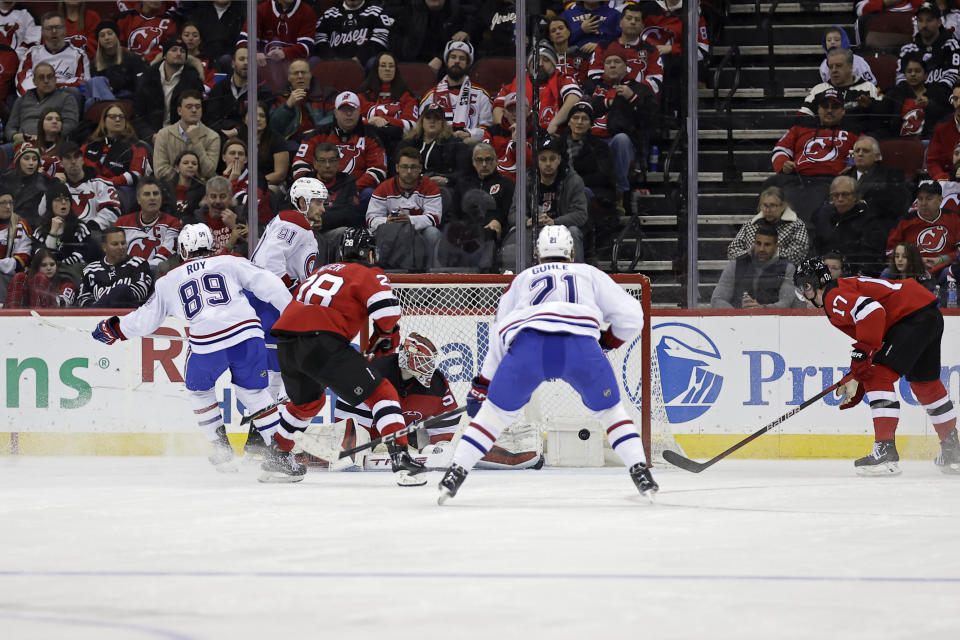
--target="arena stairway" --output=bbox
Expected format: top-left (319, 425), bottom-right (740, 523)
top-left (617, 1), bottom-right (857, 306)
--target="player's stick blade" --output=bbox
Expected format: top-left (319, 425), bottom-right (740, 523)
top-left (661, 450), bottom-right (708, 473)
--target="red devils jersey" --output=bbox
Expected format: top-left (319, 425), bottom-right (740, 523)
top-left (117, 10), bottom-right (177, 63)
top-left (65, 9), bottom-right (100, 60)
top-left (886, 211), bottom-right (960, 267)
top-left (359, 91), bottom-right (419, 132)
top-left (237, 0), bottom-right (316, 60)
top-left (0, 43), bottom-right (18, 102)
top-left (772, 125), bottom-right (858, 176)
top-left (82, 138), bottom-right (153, 188)
top-left (586, 39), bottom-right (664, 96)
top-left (115, 211), bottom-right (182, 267)
top-left (823, 276), bottom-right (936, 350)
top-left (898, 97), bottom-right (926, 137)
top-left (272, 261), bottom-right (401, 340)
top-left (493, 73), bottom-right (582, 130)
top-left (291, 124), bottom-right (387, 189)
top-left (638, 1), bottom-right (709, 59)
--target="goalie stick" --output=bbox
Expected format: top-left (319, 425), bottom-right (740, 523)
top-left (662, 376), bottom-right (851, 473)
top-left (30, 311), bottom-right (188, 342)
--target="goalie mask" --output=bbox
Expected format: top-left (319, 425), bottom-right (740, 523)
top-left (178, 223), bottom-right (215, 260)
top-left (400, 332), bottom-right (439, 387)
top-left (793, 257), bottom-right (833, 306)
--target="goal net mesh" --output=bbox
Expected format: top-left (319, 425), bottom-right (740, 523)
top-left (388, 275), bottom-right (682, 466)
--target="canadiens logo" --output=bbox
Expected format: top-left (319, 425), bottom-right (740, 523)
top-left (916, 225), bottom-right (950, 253)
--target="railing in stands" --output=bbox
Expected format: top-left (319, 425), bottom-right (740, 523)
top-left (713, 44), bottom-right (743, 183)
top-left (756, 0), bottom-right (783, 98)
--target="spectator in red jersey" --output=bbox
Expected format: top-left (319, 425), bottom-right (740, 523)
top-left (547, 16), bottom-right (590, 86)
top-left (0, 142), bottom-right (55, 228)
top-left (131, 38), bottom-right (207, 143)
top-left (397, 104), bottom-right (469, 195)
top-left (925, 83), bottom-right (960, 180)
top-left (491, 45), bottom-right (583, 136)
top-left (61, 1), bottom-right (100, 60)
top-left (357, 51), bottom-right (420, 158)
top-left (268, 58), bottom-right (332, 142)
top-left (83, 102), bottom-right (152, 213)
top-left (239, 101), bottom-right (290, 194)
top-left (238, 0), bottom-right (315, 65)
top-left (36, 107), bottom-right (67, 178)
top-left (160, 149), bottom-right (205, 221)
top-left (291, 90), bottom-right (388, 206)
top-left (90, 19), bottom-right (146, 101)
top-left (585, 4), bottom-right (664, 99)
top-left (15, 10), bottom-right (90, 97)
top-left (768, 89), bottom-right (859, 222)
top-left (191, 175), bottom-right (247, 256)
top-left (309, 142), bottom-right (364, 263)
top-left (0, 187), bottom-right (32, 300)
top-left (115, 175), bottom-right (182, 273)
top-left (887, 180), bottom-right (960, 275)
top-left (3, 247), bottom-right (77, 308)
top-left (880, 53), bottom-right (950, 140)
top-left (117, 0), bottom-right (178, 64)
top-left (31, 178), bottom-right (102, 267)
top-left (366, 146), bottom-right (443, 270)
top-left (179, 21), bottom-right (216, 93)
top-left (855, 0), bottom-right (925, 45)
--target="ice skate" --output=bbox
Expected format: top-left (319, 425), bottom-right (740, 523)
top-left (935, 429), bottom-right (960, 474)
top-left (388, 442), bottom-right (427, 487)
top-left (242, 423), bottom-right (267, 463)
top-left (208, 426), bottom-right (238, 473)
top-left (437, 463), bottom-right (468, 505)
top-left (629, 462), bottom-right (658, 501)
top-left (258, 441), bottom-right (306, 483)
top-left (854, 439), bottom-right (901, 476)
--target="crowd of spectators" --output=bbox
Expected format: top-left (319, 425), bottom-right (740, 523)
top-left (0, 0), bottom-right (705, 309)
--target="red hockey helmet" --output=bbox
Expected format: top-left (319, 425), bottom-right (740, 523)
top-left (400, 332), bottom-right (439, 387)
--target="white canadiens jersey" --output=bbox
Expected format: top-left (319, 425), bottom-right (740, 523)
top-left (118, 254), bottom-right (291, 354)
top-left (249, 210), bottom-right (319, 289)
top-left (480, 262), bottom-right (644, 379)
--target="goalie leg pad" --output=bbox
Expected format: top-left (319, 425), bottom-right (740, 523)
top-left (293, 419), bottom-right (371, 470)
top-left (189, 388), bottom-right (225, 441)
top-left (476, 423), bottom-right (544, 470)
top-left (595, 403), bottom-right (647, 469)
top-left (276, 397), bottom-right (327, 452)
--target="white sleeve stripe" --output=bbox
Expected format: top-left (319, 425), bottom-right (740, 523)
top-left (366, 289), bottom-right (396, 306)
top-left (852, 297), bottom-right (882, 322)
top-left (369, 304), bottom-right (401, 321)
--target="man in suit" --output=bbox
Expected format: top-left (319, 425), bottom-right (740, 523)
top-left (842, 135), bottom-right (910, 234)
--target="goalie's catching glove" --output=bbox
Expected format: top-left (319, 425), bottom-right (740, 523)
top-left (836, 377), bottom-right (864, 410)
top-left (92, 316), bottom-right (125, 345)
top-left (466, 376), bottom-right (490, 418)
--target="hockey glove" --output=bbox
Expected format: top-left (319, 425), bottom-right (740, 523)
top-left (849, 343), bottom-right (875, 382)
top-left (598, 327), bottom-right (625, 353)
top-left (836, 377), bottom-right (865, 410)
top-left (466, 376), bottom-right (490, 418)
top-left (92, 316), bottom-right (125, 345)
top-left (368, 323), bottom-right (400, 357)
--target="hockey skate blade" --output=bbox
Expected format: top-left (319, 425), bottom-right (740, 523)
top-left (855, 462), bottom-right (902, 477)
top-left (437, 487), bottom-right (454, 505)
top-left (257, 470), bottom-right (305, 483)
top-left (640, 488), bottom-right (658, 504)
top-left (395, 470), bottom-right (427, 487)
top-left (938, 463), bottom-right (960, 475)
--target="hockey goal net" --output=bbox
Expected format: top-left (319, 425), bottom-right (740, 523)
top-left (384, 274), bottom-right (681, 466)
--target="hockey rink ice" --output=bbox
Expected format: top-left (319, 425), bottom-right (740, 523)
top-left (1, 457), bottom-right (958, 639)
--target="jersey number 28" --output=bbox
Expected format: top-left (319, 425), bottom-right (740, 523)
top-left (296, 272), bottom-right (344, 306)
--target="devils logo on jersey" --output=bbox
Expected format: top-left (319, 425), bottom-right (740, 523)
top-left (800, 133), bottom-right (848, 164)
top-left (0, 24), bottom-right (17, 47)
top-left (916, 225), bottom-right (950, 253)
top-left (900, 106), bottom-right (925, 136)
top-left (127, 25), bottom-right (166, 55)
top-left (337, 139), bottom-right (365, 176)
top-left (70, 191), bottom-right (97, 218)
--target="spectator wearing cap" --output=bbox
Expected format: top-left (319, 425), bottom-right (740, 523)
top-left (131, 38), bottom-right (207, 143)
top-left (91, 19), bottom-right (147, 101)
top-left (237, 0), bottom-right (315, 64)
top-left (314, 0), bottom-right (394, 68)
top-left (808, 175), bottom-right (887, 276)
top-left (153, 90), bottom-right (222, 182)
top-left (186, 0), bottom-right (245, 73)
top-left (584, 4), bottom-right (663, 100)
top-left (887, 180), bottom-right (960, 278)
top-left (0, 142), bottom-right (55, 228)
top-left (896, 2), bottom-right (960, 102)
top-left (41, 140), bottom-right (121, 234)
top-left (291, 90), bottom-right (388, 207)
top-left (117, 1), bottom-right (178, 64)
top-left (798, 47), bottom-right (882, 134)
top-left (5, 62), bottom-right (80, 144)
top-left (767, 88), bottom-right (859, 222)
top-left (582, 43), bottom-right (657, 198)
top-left (925, 82), bottom-right (960, 180)
top-left (560, 1), bottom-right (622, 52)
top-left (491, 44), bottom-right (582, 136)
top-left (358, 51), bottom-right (420, 158)
top-left (502, 136), bottom-right (588, 268)
top-left (389, 0), bottom-right (479, 71)
top-left (560, 100), bottom-right (619, 235)
top-left (15, 10), bottom-right (90, 97)
top-left (420, 40), bottom-right (493, 143)
top-left (397, 104), bottom-right (471, 194)
top-left (268, 58), bottom-right (333, 142)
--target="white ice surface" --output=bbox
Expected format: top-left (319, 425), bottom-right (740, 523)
top-left (0, 457), bottom-right (958, 640)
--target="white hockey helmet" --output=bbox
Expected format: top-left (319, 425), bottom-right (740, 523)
top-left (178, 223), bottom-right (215, 260)
top-left (290, 177), bottom-right (328, 214)
top-left (400, 332), bottom-right (439, 387)
top-left (535, 225), bottom-right (574, 262)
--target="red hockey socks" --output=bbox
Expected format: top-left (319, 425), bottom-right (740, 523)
top-left (910, 380), bottom-right (958, 440)
top-left (863, 365), bottom-right (900, 441)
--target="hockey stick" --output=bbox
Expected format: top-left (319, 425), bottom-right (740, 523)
top-left (240, 396), bottom-right (291, 426)
top-left (661, 375), bottom-right (852, 473)
top-left (337, 406), bottom-right (466, 459)
top-left (30, 311), bottom-right (188, 342)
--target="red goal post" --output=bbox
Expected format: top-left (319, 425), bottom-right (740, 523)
top-left (369, 273), bottom-right (676, 466)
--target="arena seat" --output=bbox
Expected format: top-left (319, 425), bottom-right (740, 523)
top-left (469, 57), bottom-right (516, 96)
top-left (398, 63), bottom-right (438, 102)
top-left (311, 59), bottom-right (365, 94)
top-left (865, 54), bottom-right (897, 92)
top-left (863, 13), bottom-right (914, 50)
top-left (878, 138), bottom-right (926, 180)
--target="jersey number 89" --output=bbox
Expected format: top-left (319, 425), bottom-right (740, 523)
top-left (178, 273), bottom-right (230, 320)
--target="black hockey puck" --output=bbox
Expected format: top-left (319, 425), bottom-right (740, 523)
top-left (578, 429), bottom-right (591, 441)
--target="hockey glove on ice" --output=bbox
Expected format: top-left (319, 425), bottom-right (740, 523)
top-left (849, 343), bottom-right (875, 382)
top-left (466, 376), bottom-right (490, 418)
top-left (92, 316), bottom-right (125, 345)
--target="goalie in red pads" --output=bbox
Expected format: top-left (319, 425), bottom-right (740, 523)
top-left (794, 257), bottom-right (959, 475)
top-left (265, 227), bottom-right (426, 485)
